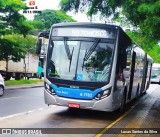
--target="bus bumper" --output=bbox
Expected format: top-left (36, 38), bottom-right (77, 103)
top-left (151, 77), bottom-right (160, 83)
top-left (44, 89), bottom-right (114, 112)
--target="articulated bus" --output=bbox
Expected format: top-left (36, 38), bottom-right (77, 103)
top-left (36, 22), bottom-right (153, 112)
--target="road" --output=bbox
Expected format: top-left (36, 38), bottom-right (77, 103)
top-left (0, 87), bottom-right (46, 117)
top-left (0, 84), bottom-right (160, 137)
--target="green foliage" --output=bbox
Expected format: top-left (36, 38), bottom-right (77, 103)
top-left (122, 0), bottom-right (160, 39)
top-left (59, 0), bottom-right (160, 39)
top-left (5, 79), bottom-right (43, 86)
top-left (0, 0), bottom-right (32, 37)
top-left (128, 32), bottom-right (160, 63)
top-left (0, 34), bottom-right (37, 72)
top-left (0, 34), bottom-right (36, 63)
top-left (0, 0), bottom-right (36, 72)
top-left (0, 38), bottom-right (25, 62)
top-left (29, 20), bottom-right (45, 36)
top-left (23, 35), bottom-right (37, 54)
top-left (29, 20), bottom-right (45, 31)
top-left (0, 0), bottom-right (34, 62)
top-left (60, 0), bottom-right (122, 18)
top-left (4, 34), bottom-right (37, 54)
top-left (33, 9), bottom-right (76, 30)
top-left (60, 0), bottom-right (81, 13)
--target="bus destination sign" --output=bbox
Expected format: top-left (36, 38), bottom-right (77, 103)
top-left (52, 28), bottom-right (116, 39)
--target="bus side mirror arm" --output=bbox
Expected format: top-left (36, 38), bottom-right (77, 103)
top-left (36, 38), bottom-right (42, 55)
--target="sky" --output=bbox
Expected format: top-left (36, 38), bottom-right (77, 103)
top-left (23, 0), bottom-right (90, 22)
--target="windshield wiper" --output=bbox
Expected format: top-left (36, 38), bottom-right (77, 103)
top-left (69, 47), bottom-right (74, 72)
top-left (64, 38), bottom-right (74, 72)
top-left (84, 39), bottom-right (100, 61)
top-left (64, 38), bottom-right (71, 60)
top-left (82, 39), bottom-right (100, 70)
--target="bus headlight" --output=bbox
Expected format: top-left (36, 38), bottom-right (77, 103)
top-left (94, 88), bottom-right (111, 100)
top-left (51, 88), bottom-right (56, 95)
top-left (45, 83), bottom-right (50, 90)
top-left (45, 83), bottom-right (56, 95)
top-left (101, 89), bottom-right (111, 99)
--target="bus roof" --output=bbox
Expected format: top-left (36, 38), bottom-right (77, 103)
top-left (152, 63), bottom-right (160, 67)
top-left (51, 22), bottom-right (119, 29)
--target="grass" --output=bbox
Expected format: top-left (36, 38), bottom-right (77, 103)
top-left (5, 79), bottom-right (43, 86)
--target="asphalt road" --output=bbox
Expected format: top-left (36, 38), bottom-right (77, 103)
top-left (0, 87), bottom-right (47, 117)
top-left (0, 84), bottom-right (160, 137)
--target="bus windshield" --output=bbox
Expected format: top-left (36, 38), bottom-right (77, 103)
top-left (48, 38), bottom-right (115, 83)
top-left (47, 27), bottom-right (116, 83)
top-left (151, 69), bottom-right (160, 76)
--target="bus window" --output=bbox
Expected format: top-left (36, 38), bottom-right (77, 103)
top-left (48, 39), bottom-right (115, 83)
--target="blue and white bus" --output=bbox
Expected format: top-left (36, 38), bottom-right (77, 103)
top-left (36, 22), bottom-right (153, 111)
top-left (151, 63), bottom-right (160, 84)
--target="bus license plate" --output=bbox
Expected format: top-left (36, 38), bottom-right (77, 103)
top-left (68, 103), bottom-right (80, 108)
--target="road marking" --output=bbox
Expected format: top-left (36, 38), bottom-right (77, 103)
top-left (96, 84), bottom-right (158, 137)
top-left (0, 96), bottom-right (22, 101)
top-left (96, 88), bottom-right (155, 137)
top-left (0, 108), bottom-right (45, 121)
top-left (0, 106), bottom-right (55, 121)
top-left (95, 102), bottom-right (139, 137)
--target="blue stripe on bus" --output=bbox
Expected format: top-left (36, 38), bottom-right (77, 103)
top-left (50, 83), bottom-right (102, 100)
top-left (151, 76), bottom-right (157, 79)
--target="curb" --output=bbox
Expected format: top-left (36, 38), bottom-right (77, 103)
top-left (5, 83), bottom-right (44, 90)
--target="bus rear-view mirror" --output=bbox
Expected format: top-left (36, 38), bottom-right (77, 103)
top-left (36, 38), bottom-right (42, 55)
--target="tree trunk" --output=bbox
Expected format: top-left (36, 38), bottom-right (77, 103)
top-left (24, 59), bottom-right (27, 80)
top-left (5, 59), bottom-right (11, 80)
top-left (6, 59), bottom-right (8, 73)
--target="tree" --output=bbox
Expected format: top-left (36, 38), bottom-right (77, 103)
top-left (0, 34), bottom-right (37, 78)
top-left (128, 32), bottom-right (160, 63)
top-left (0, 38), bottom-right (25, 73)
top-left (121, 0), bottom-right (160, 39)
top-left (33, 9), bottom-right (76, 30)
top-left (59, 0), bottom-right (160, 39)
top-left (60, 0), bottom-right (122, 19)
top-left (0, 0), bottom-right (35, 75)
top-left (29, 20), bottom-right (45, 30)
top-left (0, 0), bottom-right (33, 37)
top-left (28, 20), bottom-right (46, 36)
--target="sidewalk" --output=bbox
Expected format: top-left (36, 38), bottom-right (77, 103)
top-left (5, 82), bottom-right (44, 90)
